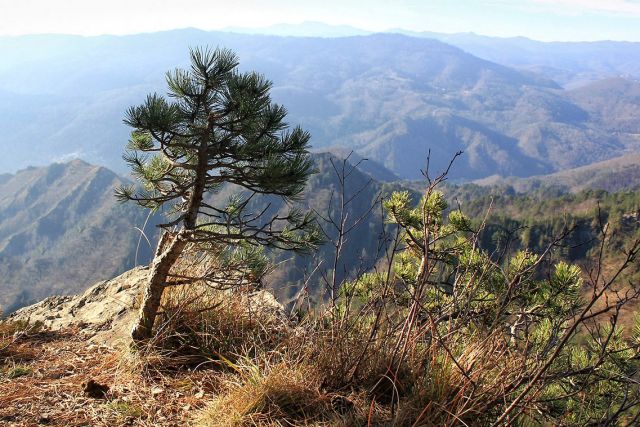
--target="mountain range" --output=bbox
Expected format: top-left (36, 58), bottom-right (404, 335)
top-left (0, 159), bottom-right (158, 313)
top-left (1, 28), bottom-right (640, 181)
top-left (225, 22), bottom-right (640, 88)
top-left (6, 143), bottom-right (640, 314)
top-left (0, 154), bottom-right (394, 313)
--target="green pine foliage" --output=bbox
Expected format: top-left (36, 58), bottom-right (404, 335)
top-left (116, 47), bottom-right (324, 341)
top-left (116, 47), bottom-right (321, 251)
top-left (320, 181), bottom-right (640, 424)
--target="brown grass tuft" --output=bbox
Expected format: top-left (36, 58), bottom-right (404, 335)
top-left (135, 282), bottom-right (290, 372)
top-left (195, 359), bottom-right (338, 426)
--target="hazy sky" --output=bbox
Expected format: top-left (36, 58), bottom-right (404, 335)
top-left (1, 0), bottom-right (640, 41)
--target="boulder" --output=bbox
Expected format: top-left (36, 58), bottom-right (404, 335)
top-left (9, 267), bottom-right (149, 344)
top-left (8, 266), bottom-right (287, 344)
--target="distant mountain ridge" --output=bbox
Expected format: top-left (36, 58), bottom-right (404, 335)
top-left (1, 29), bottom-right (639, 181)
top-left (415, 34), bottom-right (640, 89)
top-left (223, 21), bottom-right (370, 38)
top-left (218, 22), bottom-right (640, 87)
top-left (474, 153), bottom-right (640, 194)
top-left (0, 160), bottom-right (159, 313)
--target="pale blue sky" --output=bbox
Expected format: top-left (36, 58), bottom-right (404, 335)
top-left (1, 0), bottom-right (639, 41)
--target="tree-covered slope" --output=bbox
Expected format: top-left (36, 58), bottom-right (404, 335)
top-left (3, 154), bottom-right (640, 314)
top-left (474, 152), bottom-right (640, 194)
top-left (452, 185), bottom-right (640, 278)
top-left (0, 160), bottom-right (159, 313)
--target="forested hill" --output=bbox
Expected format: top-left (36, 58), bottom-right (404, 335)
top-left (454, 185), bottom-right (640, 278)
top-left (3, 153), bottom-right (640, 315)
top-left (474, 152), bottom-right (640, 194)
top-left (0, 154), bottom-right (398, 313)
top-left (2, 30), bottom-right (640, 180)
top-left (0, 160), bottom-right (159, 313)
top-left (5, 151), bottom-right (640, 314)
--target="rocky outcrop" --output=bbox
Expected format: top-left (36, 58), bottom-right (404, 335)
top-left (8, 266), bottom-right (287, 345)
top-left (9, 267), bottom-right (149, 344)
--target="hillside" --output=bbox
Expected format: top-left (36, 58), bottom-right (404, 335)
top-left (4, 151), bottom-right (640, 314)
top-left (474, 152), bottom-right (640, 193)
top-left (2, 30), bottom-right (640, 180)
top-left (4, 152), bottom-right (640, 315)
top-left (0, 154), bottom-right (401, 313)
top-left (4, 9), bottom-right (640, 425)
top-left (567, 77), bottom-right (640, 133)
top-left (405, 32), bottom-right (640, 88)
top-left (0, 160), bottom-right (159, 313)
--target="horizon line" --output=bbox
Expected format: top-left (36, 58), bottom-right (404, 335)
top-left (1, 23), bottom-right (638, 44)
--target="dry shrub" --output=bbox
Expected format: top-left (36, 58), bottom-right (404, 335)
top-left (136, 281), bottom-right (290, 371)
top-left (307, 320), bottom-right (401, 400)
top-left (292, 307), bottom-right (529, 426)
top-left (195, 359), bottom-right (334, 426)
top-left (394, 333), bottom-right (520, 426)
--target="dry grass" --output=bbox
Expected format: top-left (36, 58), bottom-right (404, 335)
top-left (0, 323), bottom-right (223, 426)
top-left (191, 327), bottom-right (521, 426)
top-left (0, 316), bottom-right (546, 426)
top-left (195, 359), bottom-right (334, 426)
top-left (133, 282), bottom-right (290, 372)
top-left (141, 280), bottom-right (520, 426)
top-left (392, 334), bottom-right (520, 426)
top-left (127, 282), bottom-right (397, 425)
top-left (0, 318), bottom-right (43, 356)
top-left (2, 287), bottom-right (625, 426)
top-left (5, 238), bottom-right (636, 426)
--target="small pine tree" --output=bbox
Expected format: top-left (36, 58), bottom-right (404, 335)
top-left (380, 182), bottom-right (640, 424)
top-left (117, 47), bottom-right (321, 342)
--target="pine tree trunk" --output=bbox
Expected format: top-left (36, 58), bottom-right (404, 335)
top-left (131, 136), bottom-right (207, 343)
top-left (131, 231), bottom-right (188, 342)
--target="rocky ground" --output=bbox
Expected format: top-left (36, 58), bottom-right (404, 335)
top-left (0, 267), bottom-right (285, 427)
top-left (0, 326), bottom-right (220, 426)
top-left (7, 267), bottom-right (150, 346)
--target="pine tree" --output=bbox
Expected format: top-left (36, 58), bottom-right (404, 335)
top-left (117, 47), bottom-right (321, 342)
